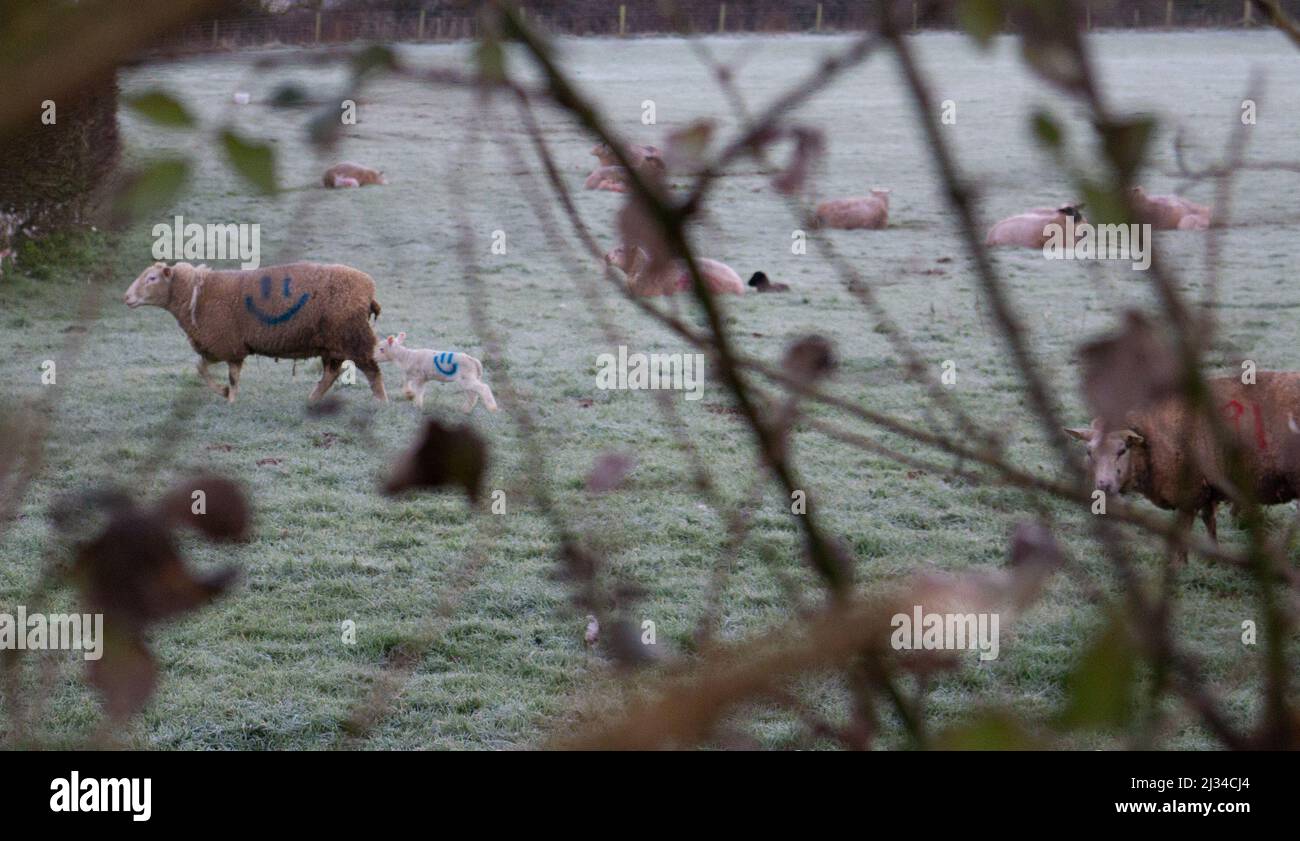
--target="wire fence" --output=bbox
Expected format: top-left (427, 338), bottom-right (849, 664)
top-left (156, 1), bottom-right (1300, 51)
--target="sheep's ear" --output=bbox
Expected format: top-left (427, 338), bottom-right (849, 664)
top-left (1064, 426), bottom-right (1095, 442)
top-left (396, 331), bottom-right (406, 343)
top-left (386, 335), bottom-right (394, 345)
top-left (1119, 429), bottom-right (1145, 444)
top-left (162, 265), bottom-right (172, 278)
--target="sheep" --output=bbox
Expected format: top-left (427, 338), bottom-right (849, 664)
top-left (590, 142), bottom-right (663, 170)
top-left (322, 162), bottom-right (386, 188)
top-left (813, 188), bottom-right (891, 230)
top-left (1065, 371), bottom-right (1300, 564)
top-left (123, 261), bottom-right (387, 403)
top-left (584, 165), bottom-right (630, 193)
top-left (604, 245), bottom-right (745, 297)
top-left (1130, 186), bottom-right (1212, 230)
top-left (373, 332), bottom-right (498, 413)
top-left (748, 271), bottom-right (789, 293)
top-left (986, 204), bottom-right (1085, 248)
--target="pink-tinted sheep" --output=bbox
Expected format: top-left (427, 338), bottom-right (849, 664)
top-left (986, 204), bottom-right (1085, 248)
top-left (1130, 187), bottom-right (1212, 230)
top-left (591, 142), bottom-right (663, 170)
top-left (584, 165), bottom-right (630, 193)
top-left (813, 188), bottom-right (891, 230)
top-left (604, 245), bottom-right (745, 297)
top-left (322, 162), bottom-right (386, 188)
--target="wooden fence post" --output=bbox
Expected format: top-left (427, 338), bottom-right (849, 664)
top-left (913, 0), bottom-right (918, 31)
top-left (1244, 0), bottom-right (1253, 26)
top-left (718, 3), bottom-right (726, 33)
top-left (418, 9), bottom-right (425, 40)
top-left (619, 4), bottom-right (626, 36)
top-left (1165, 0), bottom-right (1173, 28)
top-left (1085, 3), bottom-right (1091, 31)
top-left (212, 20), bottom-right (219, 46)
top-left (815, 2), bottom-right (822, 32)
top-left (314, 11), bottom-right (321, 43)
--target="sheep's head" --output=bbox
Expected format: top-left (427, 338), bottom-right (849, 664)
top-left (124, 262), bottom-right (174, 309)
top-left (373, 332), bottom-right (406, 363)
top-left (604, 244), bottom-right (648, 275)
top-left (1057, 202), bottom-right (1086, 224)
top-left (1065, 420), bottom-right (1146, 496)
top-left (871, 187), bottom-right (892, 205)
top-left (377, 171), bottom-right (387, 185)
top-left (591, 143), bottom-right (617, 165)
top-left (604, 245), bottom-right (630, 272)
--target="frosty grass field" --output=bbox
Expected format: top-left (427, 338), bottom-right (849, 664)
top-left (2, 30), bottom-right (1298, 748)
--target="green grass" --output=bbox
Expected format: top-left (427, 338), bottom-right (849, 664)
top-left (2, 30), bottom-right (1298, 749)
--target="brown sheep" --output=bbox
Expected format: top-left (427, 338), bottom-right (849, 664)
top-left (322, 162), bottom-right (386, 188)
top-left (123, 261), bottom-right (387, 403)
top-left (1065, 372), bottom-right (1300, 563)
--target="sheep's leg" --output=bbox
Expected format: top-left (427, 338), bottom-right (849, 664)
top-left (1200, 500), bottom-right (1218, 544)
top-left (226, 360), bottom-right (242, 404)
top-left (357, 359), bottom-right (387, 401)
top-left (461, 386), bottom-right (478, 413)
top-left (413, 382), bottom-right (427, 410)
top-left (197, 359), bottom-right (230, 399)
top-left (309, 358), bottom-right (342, 403)
top-left (473, 380), bottom-right (498, 412)
top-left (1171, 509), bottom-right (1194, 566)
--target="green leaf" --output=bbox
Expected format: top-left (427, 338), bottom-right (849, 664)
top-left (1097, 116), bottom-right (1156, 182)
top-left (114, 158), bottom-right (189, 220)
top-left (352, 44), bottom-right (397, 78)
top-left (125, 91), bottom-right (195, 127)
top-left (935, 709), bottom-right (1042, 750)
top-left (475, 35), bottom-right (506, 85)
top-left (219, 129), bottom-right (277, 195)
top-left (957, 0), bottom-right (1004, 48)
top-left (1030, 109), bottom-right (1062, 148)
top-left (1058, 617), bottom-right (1137, 730)
top-left (1079, 180), bottom-right (1129, 226)
top-left (268, 83), bottom-right (310, 108)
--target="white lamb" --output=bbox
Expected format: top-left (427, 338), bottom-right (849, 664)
top-left (373, 332), bottom-right (498, 413)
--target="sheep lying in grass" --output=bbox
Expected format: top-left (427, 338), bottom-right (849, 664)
top-left (748, 271), bottom-right (789, 292)
top-left (373, 332), bottom-right (498, 413)
top-left (813, 188), bottom-right (891, 229)
top-left (604, 244), bottom-right (745, 297)
top-left (123, 261), bottom-right (387, 403)
top-left (584, 165), bottom-right (630, 193)
top-left (322, 162), bottom-right (386, 188)
top-left (591, 142), bottom-right (663, 170)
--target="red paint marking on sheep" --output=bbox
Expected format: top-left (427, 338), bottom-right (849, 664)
top-left (1222, 399), bottom-right (1269, 452)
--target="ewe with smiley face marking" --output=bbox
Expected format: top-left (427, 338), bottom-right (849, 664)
top-left (245, 275), bottom-right (311, 326)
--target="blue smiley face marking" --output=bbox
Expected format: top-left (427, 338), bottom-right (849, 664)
top-left (246, 275), bottom-right (311, 326)
top-left (434, 352), bottom-right (458, 377)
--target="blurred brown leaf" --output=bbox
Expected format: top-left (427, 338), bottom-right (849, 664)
top-left (586, 452), bottom-right (635, 493)
top-left (1079, 311), bottom-right (1179, 429)
top-left (155, 473), bottom-right (251, 542)
top-left (782, 335), bottom-right (836, 382)
top-left (771, 126), bottom-right (825, 195)
top-left (382, 418), bottom-right (489, 504)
